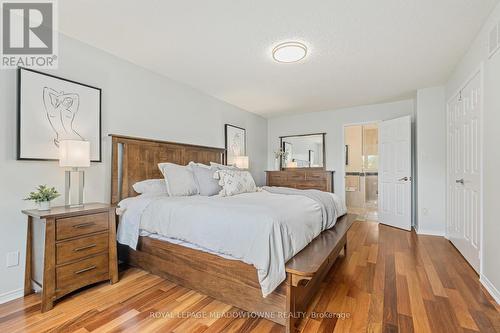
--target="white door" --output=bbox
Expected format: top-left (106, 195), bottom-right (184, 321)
top-left (378, 116), bottom-right (412, 230)
top-left (447, 71), bottom-right (482, 272)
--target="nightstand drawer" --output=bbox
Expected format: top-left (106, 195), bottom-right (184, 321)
top-left (56, 253), bottom-right (109, 292)
top-left (56, 212), bottom-right (109, 240)
top-left (56, 233), bottom-right (108, 265)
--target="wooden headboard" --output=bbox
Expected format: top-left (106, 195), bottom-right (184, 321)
top-left (110, 134), bottom-right (225, 204)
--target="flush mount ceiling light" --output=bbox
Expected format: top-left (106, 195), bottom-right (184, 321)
top-left (272, 42), bottom-right (307, 63)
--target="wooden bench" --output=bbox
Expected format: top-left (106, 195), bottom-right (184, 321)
top-left (284, 213), bottom-right (355, 331)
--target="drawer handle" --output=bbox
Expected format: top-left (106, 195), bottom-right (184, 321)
top-left (74, 265), bottom-right (96, 274)
top-left (73, 222), bottom-right (95, 229)
top-left (73, 244), bottom-right (96, 252)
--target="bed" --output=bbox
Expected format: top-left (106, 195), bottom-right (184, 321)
top-left (110, 134), bottom-right (354, 332)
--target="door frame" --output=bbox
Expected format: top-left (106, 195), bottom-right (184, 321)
top-left (341, 121), bottom-right (381, 216)
top-left (445, 64), bottom-right (484, 274)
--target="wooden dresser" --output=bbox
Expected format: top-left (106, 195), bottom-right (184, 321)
top-left (266, 169), bottom-right (335, 192)
top-left (22, 203), bottom-right (118, 312)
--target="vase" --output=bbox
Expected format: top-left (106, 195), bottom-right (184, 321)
top-left (274, 158), bottom-right (280, 171)
top-left (38, 201), bottom-right (50, 211)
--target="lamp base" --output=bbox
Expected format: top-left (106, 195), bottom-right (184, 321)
top-left (65, 168), bottom-right (85, 207)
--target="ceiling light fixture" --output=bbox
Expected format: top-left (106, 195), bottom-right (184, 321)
top-left (272, 42), bottom-right (307, 63)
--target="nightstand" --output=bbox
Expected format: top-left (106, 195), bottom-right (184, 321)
top-left (22, 203), bottom-right (118, 312)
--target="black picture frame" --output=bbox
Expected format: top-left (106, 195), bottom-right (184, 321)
top-left (224, 124), bottom-right (246, 165)
top-left (17, 67), bottom-right (102, 162)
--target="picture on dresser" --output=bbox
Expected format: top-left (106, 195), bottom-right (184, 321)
top-left (17, 68), bottom-right (102, 161)
top-left (224, 124), bottom-right (246, 166)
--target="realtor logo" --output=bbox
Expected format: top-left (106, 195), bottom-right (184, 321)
top-left (1, 0), bottom-right (58, 69)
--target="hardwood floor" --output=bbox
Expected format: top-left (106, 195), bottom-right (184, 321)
top-left (1, 221), bottom-right (499, 333)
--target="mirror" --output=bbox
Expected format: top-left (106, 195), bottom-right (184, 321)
top-left (280, 133), bottom-right (325, 168)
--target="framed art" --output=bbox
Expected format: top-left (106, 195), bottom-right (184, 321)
top-left (224, 124), bottom-right (246, 166)
top-left (17, 67), bottom-right (102, 161)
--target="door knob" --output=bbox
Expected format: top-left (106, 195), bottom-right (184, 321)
top-left (455, 178), bottom-right (465, 185)
top-left (398, 177), bottom-right (409, 182)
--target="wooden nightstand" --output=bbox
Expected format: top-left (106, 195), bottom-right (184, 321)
top-left (22, 203), bottom-right (118, 312)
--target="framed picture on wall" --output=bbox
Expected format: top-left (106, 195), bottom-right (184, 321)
top-left (224, 124), bottom-right (246, 165)
top-left (17, 67), bottom-right (102, 161)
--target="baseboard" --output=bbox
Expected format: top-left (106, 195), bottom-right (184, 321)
top-left (416, 228), bottom-right (445, 236)
top-left (480, 274), bottom-right (500, 305)
top-left (0, 288), bottom-right (24, 304)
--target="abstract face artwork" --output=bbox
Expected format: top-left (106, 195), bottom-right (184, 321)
top-left (18, 68), bottom-right (101, 161)
top-left (229, 132), bottom-right (242, 156)
top-left (43, 87), bottom-right (84, 147)
top-left (225, 124), bottom-right (246, 166)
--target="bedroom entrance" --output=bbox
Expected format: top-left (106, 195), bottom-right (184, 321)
top-left (344, 123), bottom-right (379, 221)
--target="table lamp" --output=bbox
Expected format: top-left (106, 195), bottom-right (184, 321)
top-left (59, 140), bottom-right (90, 207)
top-left (234, 156), bottom-right (249, 169)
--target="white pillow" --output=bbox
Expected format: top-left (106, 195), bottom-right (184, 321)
top-left (210, 162), bottom-right (238, 170)
top-left (214, 170), bottom-right (257, 197)
top-left (189, 163), bottom-right (221, 196)
top-left (158, 163), bottom-right (198, 196)
top-left (132, 179), bottom-right (168, 195)
top-left (189, 161), bottom-right (211, 169)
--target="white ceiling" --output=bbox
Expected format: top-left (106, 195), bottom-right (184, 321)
top-left (59, 0), bottom-right (498, 118)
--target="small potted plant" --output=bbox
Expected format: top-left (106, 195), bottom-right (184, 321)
top-left (24, 185), bottom-right (60, 211)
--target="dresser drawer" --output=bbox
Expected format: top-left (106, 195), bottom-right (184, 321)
top-left (286, 172), bottom-right (306, 181)
top-left (56, 233), bottom-right (108, 265)
top-left (56, 253), bottom-right (109, 292)
top-left (56, 212), bottom-right (109, 240)
top-left (294, 182), bottom-right (327, 191)
top-left (306, 171), bottom-right (327, 181)
top-left (268, 172), bottom-right (287, 183)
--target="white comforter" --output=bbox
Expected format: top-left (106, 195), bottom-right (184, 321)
top-left (117, 190), bottom-right (346, 296)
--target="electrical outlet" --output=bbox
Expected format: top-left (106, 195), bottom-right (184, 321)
top-left (6, 251), bottom-right (19, 267)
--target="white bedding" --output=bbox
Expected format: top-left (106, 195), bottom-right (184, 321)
top-left (117, 189), bottom-right (346, 296)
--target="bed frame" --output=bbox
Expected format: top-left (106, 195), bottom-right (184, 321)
top-left (110, 134), bottom-right (354, 332)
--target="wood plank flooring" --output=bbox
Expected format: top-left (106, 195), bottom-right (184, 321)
top-left (1, 221), bottom-right (499, 332)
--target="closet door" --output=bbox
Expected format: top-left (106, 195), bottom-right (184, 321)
top-left (447, 70), bottom-right (482, 272)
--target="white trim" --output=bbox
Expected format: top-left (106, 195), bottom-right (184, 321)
top-left (480, 274), bottom-right (500, 305)
top-left (0, 288), bottom-right (24, 304)
top-left (416, 228), bottom-right (445, 237)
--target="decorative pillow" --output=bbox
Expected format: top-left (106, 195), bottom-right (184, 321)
top-left (132, 179), bottom-right (168, 195)
top-left (189, 163), bottom-right (221, 196)
top-left (158, 162), bottom-right (198, 196)
top-left (210, 162), bottom-right (238, 170)
top-left (214, 170), bottom-right (257, 197)
top-left (189, 161), bottom-right (211, 169)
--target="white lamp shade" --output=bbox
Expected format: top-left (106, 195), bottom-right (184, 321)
top-left (59, 140), bottom-right (91, 168)
top-left (234, 156), bottom-right (249, 169)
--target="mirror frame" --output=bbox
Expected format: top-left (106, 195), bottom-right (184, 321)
top-left (279, 133), bottom-right (326, 170)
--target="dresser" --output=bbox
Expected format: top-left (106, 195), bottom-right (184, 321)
top-left (266, 169), bottom-right (335, 192)
top-left (22, 203), bottom-right (118, 312)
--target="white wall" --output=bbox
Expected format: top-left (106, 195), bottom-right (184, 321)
top-left (446, 2), bottom-right (500, 303)
top-left (267, 100), bottom-right (415, 197)
top-left (0, 33), bottom-right (268, 301)
top-left (415, 87), bottom-right (446, 236)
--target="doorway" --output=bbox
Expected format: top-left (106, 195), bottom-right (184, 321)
top-left (344, 123), bottom-right (379, 221)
